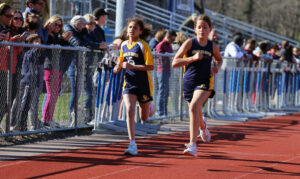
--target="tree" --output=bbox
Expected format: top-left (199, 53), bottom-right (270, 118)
top-left (206, 0), bottom-right (300, 41)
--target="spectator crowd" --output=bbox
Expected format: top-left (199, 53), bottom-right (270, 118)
top-left (0, 1), bottom-right (110, 132)
top-left (0, 0), bottom-right (299, 134)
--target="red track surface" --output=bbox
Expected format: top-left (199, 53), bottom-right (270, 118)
top-left (1, 114), bottom-right (300, 179)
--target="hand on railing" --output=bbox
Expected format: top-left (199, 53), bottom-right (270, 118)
top-left (99, 42), bottom-right (108, 49)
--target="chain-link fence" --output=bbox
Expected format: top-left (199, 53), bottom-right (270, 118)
top-left (0, 42), bottom-right (105, 136)
top-left (1, 41), bottom-right (299, 136)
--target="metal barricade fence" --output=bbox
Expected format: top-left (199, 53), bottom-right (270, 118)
top-left (207, 57), bottom-right (300, 122)
top-left (0, 41), bottom-right (299, 137)
top-left (92, 52), bottom-right (190, 135)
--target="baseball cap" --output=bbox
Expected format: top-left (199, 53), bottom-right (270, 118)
top-left (93, 8), bottom-right (109, 19)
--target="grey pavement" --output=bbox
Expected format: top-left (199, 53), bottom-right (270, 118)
top-left (0, 118), bottom-right (241, 161)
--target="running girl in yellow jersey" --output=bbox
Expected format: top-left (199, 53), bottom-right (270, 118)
top-left (172, 15), bottom-right (223, 157)
top-left (113, 18), bottom-right (153, 155)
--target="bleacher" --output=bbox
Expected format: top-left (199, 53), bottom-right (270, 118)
top-left (55, 0), bottom-right (299, 49)
top-left (94, 0), bottom-right (299, 50)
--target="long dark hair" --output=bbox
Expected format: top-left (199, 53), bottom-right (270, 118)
top-left (126, 17), bottom-right (152, 40)
top-left (10, 11), bottom-right (25, 36)
top-left (25, 12), bottom-right (41, 31)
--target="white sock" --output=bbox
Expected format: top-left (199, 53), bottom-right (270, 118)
top-left (130, 140), bottom-right (136, 145)
top-left (190, 143), bottom-right (196, 148)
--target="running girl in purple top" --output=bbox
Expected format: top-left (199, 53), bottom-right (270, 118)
top-left (172, 15), bottom-right (223, 157)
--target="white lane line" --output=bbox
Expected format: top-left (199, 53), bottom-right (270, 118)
top-left (0, 160), bottom-right (28, 168)
top-left (234, 156), bottom-right (300, 179)
top-left (0, 152), bottom-right (70, 168)
top-left (89, 156), bottom-right (186, 179)
top-left (216, 150), bottom-right (294, 157)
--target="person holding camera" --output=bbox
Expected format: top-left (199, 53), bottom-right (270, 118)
top-left (0, 3), bottom-right (27, 131)
top-left (40, 15), bottom-right (72, 129)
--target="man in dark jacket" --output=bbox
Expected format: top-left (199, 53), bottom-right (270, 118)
top-left (64, 15), bottom-right (103, 125)
top-left (92, 8), bottom-right (108, 48)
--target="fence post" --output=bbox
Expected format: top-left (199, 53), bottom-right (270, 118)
top-left (5, 46), bottom-right (13, 133)
top-left (179, 67), bottom-right (184, 121)
top-left (50, 0), bottom-right (56, 17)
top-left (74, 51), bottom-right (82, 135)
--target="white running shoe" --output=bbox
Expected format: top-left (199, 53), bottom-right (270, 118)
top-left (199, 117), bottom-right (211, 142)
top-left (199, 117), bottom-right (211, 143)
top-left (183, 143), bottom-right (197, 157)
top-left (87, 119), bottom-right (95, 126)
top-left (200, 128), bottom-right (211, 143)
top-left (124, 143), bottom-right (138, 155)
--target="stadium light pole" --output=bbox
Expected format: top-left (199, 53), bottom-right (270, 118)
top-left (115, 0), bottom-right (136, 37)
top-left (21, 0), bottom-right (25, 12)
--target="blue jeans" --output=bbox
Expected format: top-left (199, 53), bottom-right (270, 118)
top-left (83, 56), bottom-right (94, 109)
top-left (156, 72), bottom-right (170, 116)
top-left (67, 60), bottom-right (77, 114)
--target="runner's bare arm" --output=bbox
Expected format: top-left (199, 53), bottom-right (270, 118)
top-left (212, 42), bottom-right (223, 73)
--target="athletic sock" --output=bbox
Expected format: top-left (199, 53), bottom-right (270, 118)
top-left (190, 143), bottom-right (196, 148)
top-left (130, 140), bottom-right (136, 146)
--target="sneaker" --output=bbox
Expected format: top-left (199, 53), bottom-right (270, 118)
top-left (124, 143), bottom-right (138, 155)
top-left (199, 117), bottom-right (211, 143)
top-left (183, 143), bottom-right (197, 157)
top-left (87, 119), bottom-right (95, 126)
top-left (30, 120), bottom-right (43, 130)
top-left (10, 126), bottom-right (22, 132)
top-left (43, 121), bottom-right (61, 129)
top-left (0, 127), bottom-right (4, 134)
top-left (69, 111), bottom-right (75, 127)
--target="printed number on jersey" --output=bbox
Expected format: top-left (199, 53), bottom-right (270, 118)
top-left (126, 57), bottom-right (135, 65)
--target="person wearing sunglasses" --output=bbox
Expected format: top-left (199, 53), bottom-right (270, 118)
top-left (64, 15), bottom-right (106, 126)
top-left (8, 10), bottom-right (28, 131)
top-left (0, 3), bottom-right (25, 133)
top-left (0, 3), bottom-right (12, 41)
top-left (81, 14), bottom-right (99, 124)
top-left (10, 11), bottom-right (26, 40)
top-left (41, 15), bottom-right (72, 129)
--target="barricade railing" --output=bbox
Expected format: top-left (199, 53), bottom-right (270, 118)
top-left (1, 41), bottom-right (299, 137)
top-left (207, 57), bottom-right (300, 122)
top-left (92, 52), bottom-right (189, 135)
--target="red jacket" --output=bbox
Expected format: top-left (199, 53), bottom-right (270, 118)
top-left (0, 38), bottom-right (22, 74)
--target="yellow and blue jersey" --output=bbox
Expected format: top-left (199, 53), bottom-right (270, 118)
top-left (118, 39), bottom-right (154, 102)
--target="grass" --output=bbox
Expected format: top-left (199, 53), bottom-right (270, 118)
top-left (38, 93), bottom-right (71, 121)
